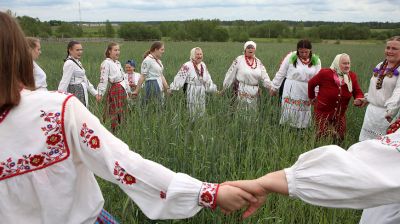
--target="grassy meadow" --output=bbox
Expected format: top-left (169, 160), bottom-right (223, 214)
top-left (38, 40), bottom-right (385, 223)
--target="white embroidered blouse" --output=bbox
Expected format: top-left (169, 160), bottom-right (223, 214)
top-left (223, 55), bottom-right (271, 96)
top-left (365, 62), bottom-right (400, 116)
top-left (97, 58), bottom-right (131, 96)
top-left (0, 90), bottom-right (218, 223)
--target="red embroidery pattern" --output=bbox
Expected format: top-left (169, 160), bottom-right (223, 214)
top-left (283, 96), bottom-right (312, 109)
top-left (113, 161), bottom-right (136, 185)
top-left (80, 123), bottom-right (101, 150)
top-left (160, 191), bottom-right (166, 199)
top-left (198, 183), bottom-right (219, 210)
top-left (378, 135), bottom-right (400, 152)
top-left (387, 119), bottom-right (400, 134)
top-left (0, 110), bottom-right (68, 181)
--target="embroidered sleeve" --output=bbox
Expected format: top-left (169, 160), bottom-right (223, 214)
top-left (97, 60), bottom-right (110, 96)
top-left (271, 52), bottom-right (292, 90)
top-left (223, 56), bottom-right (240, 89)
top-left (141, 59), bottom-right (150, 78)
top-left (285, 137), bottom-right (400, 209)
top-left (170, 63), bottom-right (190, 91)
top-left (63, 97), bottom-right (207, 219)
top-left (198, 183), bottom-right (219, 209)
top-left (58, 61), bottom-right (75, 92)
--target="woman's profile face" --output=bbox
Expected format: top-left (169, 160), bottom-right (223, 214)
top-left (109, 45), bottom-right (120, 60)
top-left (31, 42), bottom-right (41, 61)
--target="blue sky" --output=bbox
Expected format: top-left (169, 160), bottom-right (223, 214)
top-left (1, 0), bottom-right (400, 22)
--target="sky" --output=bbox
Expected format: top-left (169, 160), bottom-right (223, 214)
top-left (2, 0), bottom-right (400, 23)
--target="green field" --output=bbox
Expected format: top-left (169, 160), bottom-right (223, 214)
top-left (38, 41), bottom-right (385, 223)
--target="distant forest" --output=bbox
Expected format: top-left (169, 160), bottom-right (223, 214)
top-left (10, 10), bottom-right (400, 42)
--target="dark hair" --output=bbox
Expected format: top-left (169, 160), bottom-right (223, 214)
top-left (105, 42), bottom-right (119, 58)
top-left (294, 39), bottom-right (313, 68)
top-left (64, 40), bottom-right (81, 61)
top-left (26, 37), bottom-right (40, 50)
top-left (0, 12), bottom-right (35, 113)
top-left (125, 59), bottom-right (136, 68)
top-left (143, 41), bottom-right (164, 59)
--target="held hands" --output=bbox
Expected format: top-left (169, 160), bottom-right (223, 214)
top-left (354, 98), bottom-right (368, 107)
top-left (216, 184), bottom-right (258, 215)
top-left (96, 94), bottom-right (102, 102)
top-left (222, 179), bottom-right (268, 218)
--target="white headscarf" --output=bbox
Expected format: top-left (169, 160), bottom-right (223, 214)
top-left (190, 47), bottom-right (201, 60)
top-left (330, 53), bottom-right (352, 92)
top-left (244, 41), bottom-right (256, 50)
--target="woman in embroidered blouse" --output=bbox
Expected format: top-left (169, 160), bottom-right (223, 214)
top-left (0, 12), bottom-right (256, 224)
top-left (222, 41), bottom-right (271, 110)
top-left (124, 59), bottom-right (141, 91)
top-left (96, 42), bottom-right (131, 131)
top-left (133, 41), bottom-right (171, 104)
top-left (170, 47), bottom-right (218, 118)
top-left (58, 41), bottom-right (98, 108)
top-left (26, 37), bottom-right (48, 91)
top-left (270, 40), bottom-right (321, 128)
top-left (308, 53), bottom-right (364, 141)
top-left (357, 36), bottom-right (400, 224)
top-left (359, 36), bottom-right (400, 141)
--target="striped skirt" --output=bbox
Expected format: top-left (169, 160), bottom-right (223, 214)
top-left (95, 209), bottom-right (119, 224)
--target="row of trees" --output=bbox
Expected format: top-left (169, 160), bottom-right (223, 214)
top-left (10, 11), bottom-right (400, 42)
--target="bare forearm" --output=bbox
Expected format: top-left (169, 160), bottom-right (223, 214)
top-left (258, 170), bottom-right (288, 195)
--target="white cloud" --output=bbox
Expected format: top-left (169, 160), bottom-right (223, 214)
top-left (2, 0), bottom-right (399, 22)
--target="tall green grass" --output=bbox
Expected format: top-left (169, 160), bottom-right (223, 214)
top-left (38, 41), bottom-right (384, 223)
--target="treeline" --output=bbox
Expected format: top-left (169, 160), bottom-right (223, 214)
top-left (12, 12), bottom-right (400, 42)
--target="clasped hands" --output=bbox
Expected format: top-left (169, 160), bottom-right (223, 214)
top-left (216, 178), bottom-right (268, 219)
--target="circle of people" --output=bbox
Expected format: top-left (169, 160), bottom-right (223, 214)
top-left (31, 37), bottom-right (400, 142)
top-left (3, 11), bottom-right (400, 223)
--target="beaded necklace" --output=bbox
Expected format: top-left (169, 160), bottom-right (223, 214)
top-left (374, 60), bottom-right (400, 89)
top-left (245, 56), bottom-right (257, 69)
top-left (192, 61), bottom-right (204, 77)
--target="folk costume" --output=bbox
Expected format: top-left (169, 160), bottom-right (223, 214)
top-left (308, 54), bottom-right (364, 140)
top-left (359, 60), bottom-right (400, 141)
top-left (58, 56), bottom-right (98, 107)
top-left (0, 89), bottom-right (219, 223)
top-left (97, 58), bottom-right (131, 130)
top-left (271, 51), bottom-right (321, 128)
top-left (141, 54), bottom-right (165, 105)
top-left (223, 41), bottom-right (271, 110)
top-left (170, 50), bottom-right (217, 118)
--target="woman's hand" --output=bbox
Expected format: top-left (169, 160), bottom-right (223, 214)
top-left (216, 184), bottom-right (258, 215)
top-left (96, 94), bottom-right (102, 102)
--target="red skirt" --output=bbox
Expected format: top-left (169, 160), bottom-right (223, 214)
top-left (314, 111), bottom-right (346, 141)
top-left (106, 83), bottom-right (127, 130)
